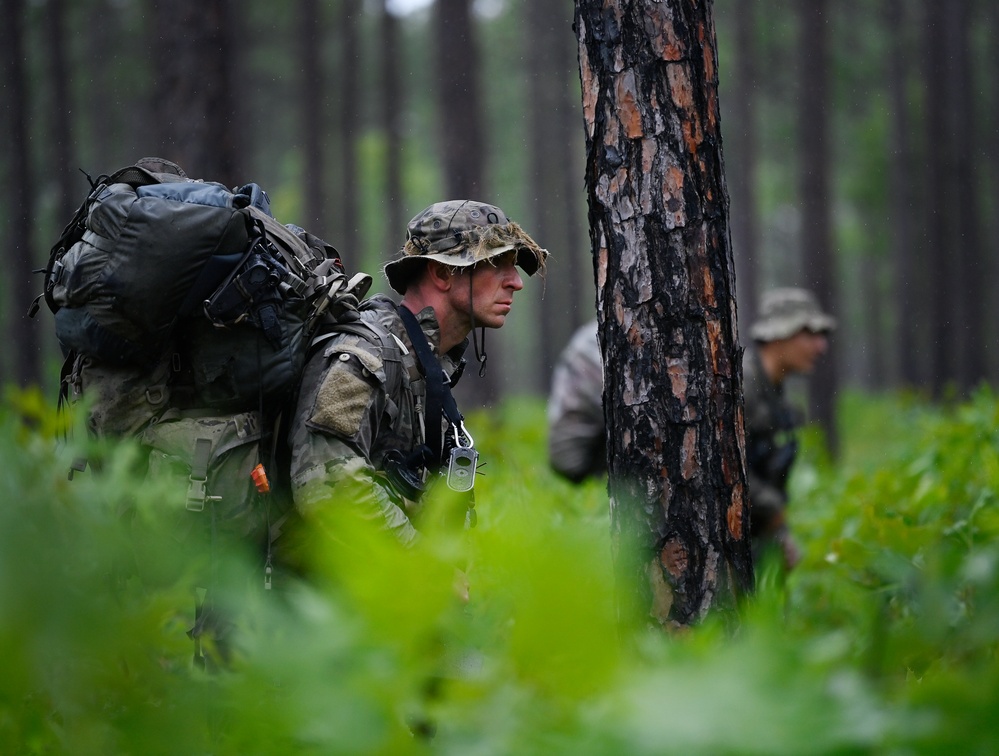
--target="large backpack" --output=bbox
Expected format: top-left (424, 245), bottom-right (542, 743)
top-left (36, 157), bottom-right (373, 577)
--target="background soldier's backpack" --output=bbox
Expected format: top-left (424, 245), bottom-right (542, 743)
top-left (35, 157), bottom-right (372, 590)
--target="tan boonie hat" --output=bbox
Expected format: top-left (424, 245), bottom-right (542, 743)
top-left (750, 287), bottom-right (837, 342)
top-left (384, 200), bottom-right (548, 294)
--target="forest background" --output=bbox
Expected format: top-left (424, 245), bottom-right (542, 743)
top-left (4, 0), bottom-right (997, 421)
top-left (4, 1), bottom-right (999, 751)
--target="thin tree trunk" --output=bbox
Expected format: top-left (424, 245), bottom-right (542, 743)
top-left (728, 0), bottom-right (760, 333)
top-left (300, 0), bottom-right (328, 239)
top-left (434, 0), bottom-right (486, 200)
top-left (576, 0), bottom-right (754, 628)
top-left (435, 0), bottom-right (496, 405)
top-left (380, 0), bottom-right (405, 254)
top-left (2, 0), bottom-right (42, 386)
top-left (337, 0), bottom-right (361, 258)
top-left (950, 0), bottom-right (986, 389)
top-left (886, 0), bottom-right (919, 388)
top-left (922, 0), bottom-right (951, 398)
top-left (46, 0), bottom-right (76, 224)
top-left (149, 0), bottom-right (241, 184)
top-left (528, 0), bottom-right (579, 384)
top-left (798, 0), bottom-right (839, 453)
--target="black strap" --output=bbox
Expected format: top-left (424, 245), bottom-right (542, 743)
top-left (396, 305), bottom-right (463, 468)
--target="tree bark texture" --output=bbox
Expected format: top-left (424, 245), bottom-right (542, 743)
top-left (575, 0), bottom-right (754, 627)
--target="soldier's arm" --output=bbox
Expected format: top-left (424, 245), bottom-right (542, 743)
top-left (746, 466), bottom-right (787, 537)
top-left (548, 331), bottom-right (606, 481)
top-left (290, 340), bottom-right (419, 546)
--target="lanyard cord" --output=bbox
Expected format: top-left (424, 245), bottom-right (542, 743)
top-left (396, 305), bottom-right (465, 469)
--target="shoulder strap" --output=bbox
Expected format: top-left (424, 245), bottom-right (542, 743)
top-left (396, 304), bottom-right (464, 469)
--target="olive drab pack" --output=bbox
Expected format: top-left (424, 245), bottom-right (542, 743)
top-left (34, 157), bottom-right (373, 574)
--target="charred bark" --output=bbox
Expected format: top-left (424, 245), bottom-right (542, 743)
top-left (575, 0), bottom-right (754, 628)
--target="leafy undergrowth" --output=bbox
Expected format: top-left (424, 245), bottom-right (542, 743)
top-left (2, 386), bottom-right (999, 753)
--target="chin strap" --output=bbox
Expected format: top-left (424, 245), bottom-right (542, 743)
top-left (469, 271), bottom-right (487, 376)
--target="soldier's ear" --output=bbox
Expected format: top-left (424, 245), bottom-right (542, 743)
top-left (426, 260), bottom-right (453, 291)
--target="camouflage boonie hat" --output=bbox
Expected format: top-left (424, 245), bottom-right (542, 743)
top-left (384, 200), bottom-right (548, 294)
top-left (750, 287), bottom-right (837, 342)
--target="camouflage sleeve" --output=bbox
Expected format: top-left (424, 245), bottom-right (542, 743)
top-left (746, 466), bottom-right (787, 538)
top-left (289, 337), bottom-right (418, 546)
top-left (547, 323), bottom-right (606, 482)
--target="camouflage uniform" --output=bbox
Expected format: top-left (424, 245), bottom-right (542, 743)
top-left (288, 294), bottom-right (462, 544)
top-left (288, 201), bottom-right (546, 545)
top-left (741, 345), bottom-right (800, 545)
top-left (744, 288), bottom-right (836, 559)
top-left (547, 319), bottom-right (605, 482)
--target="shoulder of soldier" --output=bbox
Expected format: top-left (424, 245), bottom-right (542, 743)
top-left (741, 347), bottom-right (775, 429)
top-left (558, 319), bottom-right (601, 367)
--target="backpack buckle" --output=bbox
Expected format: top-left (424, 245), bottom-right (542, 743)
top-left (186, 477), bottom-right (207, 511)
top-left (186, 477), bottom-right (222, 512)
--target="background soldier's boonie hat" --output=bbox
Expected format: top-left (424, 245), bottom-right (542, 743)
top-left (749, 287), bottom-right (837, 342)
top-left (384, 200), bottom-right (548, 294)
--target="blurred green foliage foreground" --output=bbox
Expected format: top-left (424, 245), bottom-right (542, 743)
top-left (3, 387), bottom-right (999, 754)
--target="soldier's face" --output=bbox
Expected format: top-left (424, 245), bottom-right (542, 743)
top-left (451, 251), bottom-right (524, 329)
top-left (783, 329), bottom-right (829, 374)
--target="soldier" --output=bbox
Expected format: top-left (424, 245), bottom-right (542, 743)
top-left (547, 319), bottom-right (605, 482)
top-left (743, 287), bottom-right (836, 569)
top-left (288, 200), bottom-right (547, 552)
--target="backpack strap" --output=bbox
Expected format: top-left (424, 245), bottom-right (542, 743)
top-left (395, 304), bottom-right (466, 471)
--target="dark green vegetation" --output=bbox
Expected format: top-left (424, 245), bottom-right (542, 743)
top-left (2, 389), bottom-right (999, 753)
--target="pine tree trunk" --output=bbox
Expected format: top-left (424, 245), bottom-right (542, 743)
top-left (950, 0), bottom-right (986, 389)
top-left (2, 0), bottom-right (42, 386)
top-left (727, 0), bottom-right (760, 330)
top-left (575, 0), bottom-right (754, 628)
top-left (46, 0), bottom-right (76, 224)
top-left (886, 0), bottom-right (921, 388)
top-left (797, 0), bottom-right (839, 453)
top-left (380, 0), bottom-right (405, 253)
top-left (435, 0), bottom-right (497, 405)
top-left (149, 0), bottom-right (241, 184)
top-left (528, 0), bottom-right (582, 386)
top-left (337, 0), bottom-right (361, 258)
top-left (922, 0), bottom-right (951, 398)
top-left (300, 0), bottom-right (328, 239)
